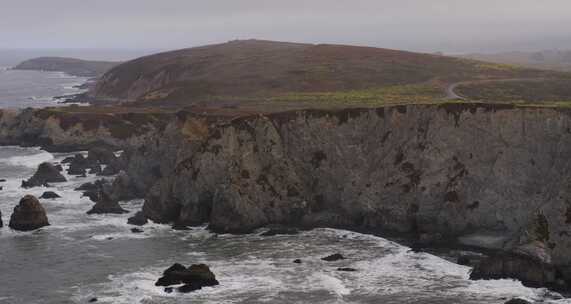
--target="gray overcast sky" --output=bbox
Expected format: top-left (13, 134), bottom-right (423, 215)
top-left (0, 0), bottom-right (569, 53)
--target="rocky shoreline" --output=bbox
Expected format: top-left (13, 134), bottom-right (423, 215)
top-left (4, 103), bottom-right (571, 294)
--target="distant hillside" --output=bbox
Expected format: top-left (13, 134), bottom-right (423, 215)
top-left (89, 40), bottom-right (568, 108)
top-left (14, 57), bottom-right (119, 77)
top-left (461, 50), bottom-right (571, 72)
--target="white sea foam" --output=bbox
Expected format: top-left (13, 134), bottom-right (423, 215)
top-left (1, 148), bottom-right (54, 168)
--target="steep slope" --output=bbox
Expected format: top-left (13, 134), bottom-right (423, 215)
top-left (14, 57), bottom-right (119, 77)
top-left (90, 39), bottom-right (560, 107)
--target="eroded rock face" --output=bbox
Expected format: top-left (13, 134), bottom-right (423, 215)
top-left (9, 195), bottom-right (50, 231)
top-left (22, 162), bottom-right (66, 188)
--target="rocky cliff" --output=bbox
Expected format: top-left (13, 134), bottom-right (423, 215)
top-left (5, 103), bottom-right (571, 286)
top-left (0, 108), bottom-right (170, 152)
top-left (106, 104), bottom-right (571, 273)
top-left (14, 57), bottom-right (118, 78)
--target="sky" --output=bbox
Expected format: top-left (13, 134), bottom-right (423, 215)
top-left (0, 0), bottom-right (570, 54)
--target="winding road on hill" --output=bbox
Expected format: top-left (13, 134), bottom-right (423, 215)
top-left (445, 78), bottom-right (548, 100)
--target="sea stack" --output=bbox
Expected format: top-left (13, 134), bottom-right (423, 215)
top-left (9, 195), bottom-right (50, 231)
top-left (22, 162), bottom-right (67, 188)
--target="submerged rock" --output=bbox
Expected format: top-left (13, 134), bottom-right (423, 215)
top-left (337, 267), bottom-right (357, 272)
top-left (322, 253), bottom-right (345, 262)
top-left (293, 259), bottom-right (302, 264)
top-left (39, 191), bottom-right (61, 199)
top-left (127, 211), bottom-right (148, 226)
top-left (86, 192), bottom-right (128, 215)
top-left (9, 195), bottom-right (50, 231)
top-left (22, 162), bottom-right (66, 188)
top-left (155, 263), bottom-right (219, 293)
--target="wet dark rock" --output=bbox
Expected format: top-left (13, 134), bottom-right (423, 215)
top-left (39, 191), bottom-right (61, 199)
top-left (9, 195), bottom-right (50, 231)
top-left (470, 253), bottom-right (558, 289)
top-left (457, 256), bottom-right (472, 266)
top-left (76, 179), bottom-right (109, 192)
top-left (260, 225), bottom-right (299, 236)
top-left (61, 156), bottom-right (75, 164)
top-left (155, 263), bottom-right (219, 292)
top-left (68, 154), bottom-right (97, 176)
top-left (131, 228), bottom-right (143, 233)
top-left (86, 191), bottom-right (128, 215)
top-left (164, 287), bottom-right (174, 293)
top-left (87, 147), bottom-right (117, 165)
top-left (82, 190), bottom-right (99, 202)
top-left (504, 299), bottom-right (532, 304)
top-left (22, 162), bottom-right (66, 188)
top-left (172, 222), bottom-right (192, 231)
top-left (110, 171), bottom-right (140, 201)
top-left (337, 267), bottom-right (357, 272)
top-left (293, 259), bottom-right (302, 264)
top-left (99, 159), bottom-right (123, 176)
top-left (88, 298), bottom-right (98, 303)
top-left (54, 164), bottom-right (64, 172)
top-left (322, 253), bottom-right (345, 262)
top-left (0, 209), bottom-right (3, 227)
top-left (88, 165), bottom-right (102, 175)
top-left (0, 179), bottom-right (7, 182)
top-left (127, 211), bottom-right (148, 226)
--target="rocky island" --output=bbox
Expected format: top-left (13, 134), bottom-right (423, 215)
top-left (4, 39), bottom-right (571, 295)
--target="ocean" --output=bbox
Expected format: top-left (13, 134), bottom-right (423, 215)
top-left (0, 52), bottom-right (569, 304)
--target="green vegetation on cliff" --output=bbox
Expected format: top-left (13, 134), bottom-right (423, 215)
top-left (90, 40), bottom-right (569, 110)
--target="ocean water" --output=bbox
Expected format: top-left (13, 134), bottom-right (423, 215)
top-left (0, 67), bottom-right (88, 108)
top-left (0, 146), bottom-right (569, 304)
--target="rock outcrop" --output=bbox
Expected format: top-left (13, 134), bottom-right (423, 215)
top-left (9, 195), bottom-right (50, 231)
top-left (100, 104), bottom-right (571, 289)
top-left (127, 211), bottom-right (148, 226)
top-left (86, 191), bottom-right (128, 215)
top-left (39, 191), bottom-right (61, 199)
top-left (155, 263), bottom-right (219, 293)
top-left (22, 162), bottom-right (66, 188)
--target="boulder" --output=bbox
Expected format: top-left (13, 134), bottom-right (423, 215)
top-left (86, 191), bottom-right (128, 215)
top-left (127, 211), bottom-right (148, 226)
top-left (322, 253), bottom-right (345, 262)
top-left (39, 191), bottom-right (61, 199)
top-left (260, 225), bottom-right (299, 236)
top-left (155, 263), bottom-right (219, 293)
top-left (9, 195), bottom-right (50, 231)
top-left (87, 147), bottom-right (117, 165)
top-left (22, 162), bottom-right (66, 188)
top-left (470, 253), bottom-right (559, 289)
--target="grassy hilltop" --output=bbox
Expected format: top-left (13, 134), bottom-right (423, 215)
top-left (85, 39), bottom-right (571, 113)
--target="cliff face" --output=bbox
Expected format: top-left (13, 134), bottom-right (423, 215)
top-left (0, 108), bottom-right (169, 152)
top-left (122, 104), bottom-right (571, 269)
